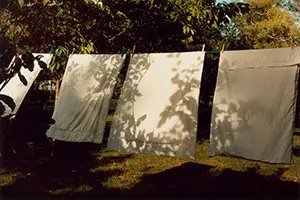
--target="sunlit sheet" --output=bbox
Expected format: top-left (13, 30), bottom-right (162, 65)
top-left (108, 52), bottom-right (205, 158)
top-left (46, 54), bottom-right (125, 143)
top-left (0, 53), bottom-right (52, 118)
top-left (210, 48), bottom-right (299, 163)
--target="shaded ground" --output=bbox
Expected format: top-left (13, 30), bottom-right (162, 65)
top-left (130, 162), bottom-right (299, 199)
top-left (1, 51), bottom-right (300, 199)
top-left (0, 136), bottom-right (300, 200)
top-left (0, 92), bottom-right (300, 199)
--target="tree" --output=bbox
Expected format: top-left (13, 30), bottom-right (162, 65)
top-left (0, 1), bottom-right (219, 76)
top-left (1, 0), bottom-right (243, 52)
top-left (0, 0), bottom-right (250, 96)
top-left (221, 0), bottom-right (300, 49)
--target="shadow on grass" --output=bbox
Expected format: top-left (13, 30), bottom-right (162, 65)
top-left (293, 146), bottom-right (300, 157)
top-left (128, 162), bottom-right (300, 199)
top-left (1, 151), bottom-right (300, 199)
top-left (0, 141), bottom-right (133, 199)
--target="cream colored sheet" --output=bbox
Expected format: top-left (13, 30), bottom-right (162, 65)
top-left (46, 54), bottom-right (125, 143)
top-left (210, 48), bottom-right (299, 163)
top-left (107, 52), bottom-right (205, 158)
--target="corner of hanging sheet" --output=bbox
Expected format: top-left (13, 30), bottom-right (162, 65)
top-left (71, 48), bottom-right (76, 55)
top-left (201, 44), bottom-right (205, 53)
top-left (131, 44), bottom-right (136, 58)
top-left (221, 44), bottom-right (225, 54)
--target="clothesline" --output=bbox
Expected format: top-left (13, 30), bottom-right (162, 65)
top-left (1, 48), bottom-right (298, 163)
top-left (48, 42), bottom-right (297, 56)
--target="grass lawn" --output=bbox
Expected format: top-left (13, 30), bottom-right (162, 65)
top-left (1, 101), bottom-right (300, 199)
top-left (0, 133), bottom-right (300, 199)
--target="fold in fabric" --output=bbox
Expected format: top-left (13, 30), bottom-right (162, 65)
top-left (46, 54), bottom-right (125, 143)
top-left (107, 52), bottom-right (205, 158)
top-left (0, 53), bottom-right (52, 118)
top-left (210, 48), bottom-right (299, 163)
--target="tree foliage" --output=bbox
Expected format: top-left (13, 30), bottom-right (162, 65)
top-left (0, 0), bottom-right (216, 75)
top-left (1, 0), bottom-right (299, 75)
top-left (222, 0), bottom-right (300, 49)
top-left (0, 0), bottom-right (245, 53)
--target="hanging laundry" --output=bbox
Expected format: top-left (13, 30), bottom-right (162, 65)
top-left (0, 53), bottom-right (52, 118)
top-left (210, 48), bottom-right (299, 163)
top-left (46, 54), bottom-right (125, 143)
top-left (107, 51), bottom-right (205, 158)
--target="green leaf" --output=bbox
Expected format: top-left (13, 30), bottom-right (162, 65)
top-left (56, 9), bottom-right (64, 17)
top-left (212, 22), bottom-right (218, 29)
top-left (56, 48), bottom-right (62, 57)
top-left (18, 0), bottom-right (24, 7)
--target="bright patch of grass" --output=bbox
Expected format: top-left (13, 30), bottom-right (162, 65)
top-left (0, 169), bottom-right (24, 186)
top-left (1, 134), bottom-right (299, 196)
top-left (48, 184), bottom-right (93, 195)
top-left (89, 135), bottom-right (300, 190)
top-left (91, 149), bottom-right (188, 189)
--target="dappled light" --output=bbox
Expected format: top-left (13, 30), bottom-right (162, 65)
top-left (129, 162), bottom-right (299, 198)
top-left (0, 54), bottom-right (52, 162)
top-left (108, 52), bottom-right (204, 158)
top-left (46, 54), bottom-right (125, 143)
top-left (1, 139), bottom-right (300, 199)
top-left (210, 48), bottom-right (300, 163)
top-left (1, 1), bottom-right (300, 199)
top-left (0, 54), bottom-right (51, 118)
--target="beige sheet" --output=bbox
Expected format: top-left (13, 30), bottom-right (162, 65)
top-left (107, 52), bottom-right (205, 158)
top-left (46, 54), bottom-right (125, 143)
top-left (210, 48), bottom-right (299, 163)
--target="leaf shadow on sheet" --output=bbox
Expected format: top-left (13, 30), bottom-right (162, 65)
top-left (108, 53), bottom-right (202, 158)
top-left (210, 68), bottom-right (297, 161)
top-left (0, 54), bottom-right (47, 117)
top-left (50, 54), bottom-right (124, 142)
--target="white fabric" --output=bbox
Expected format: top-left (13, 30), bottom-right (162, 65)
top-left (210, 48), bottom-right (299, 163)
top-left (46, 54), bottom-right (125, 143)
top-left (0, 53), bottom-right (52, 118)
top-left (107, 52), bottom-right (205, 158)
